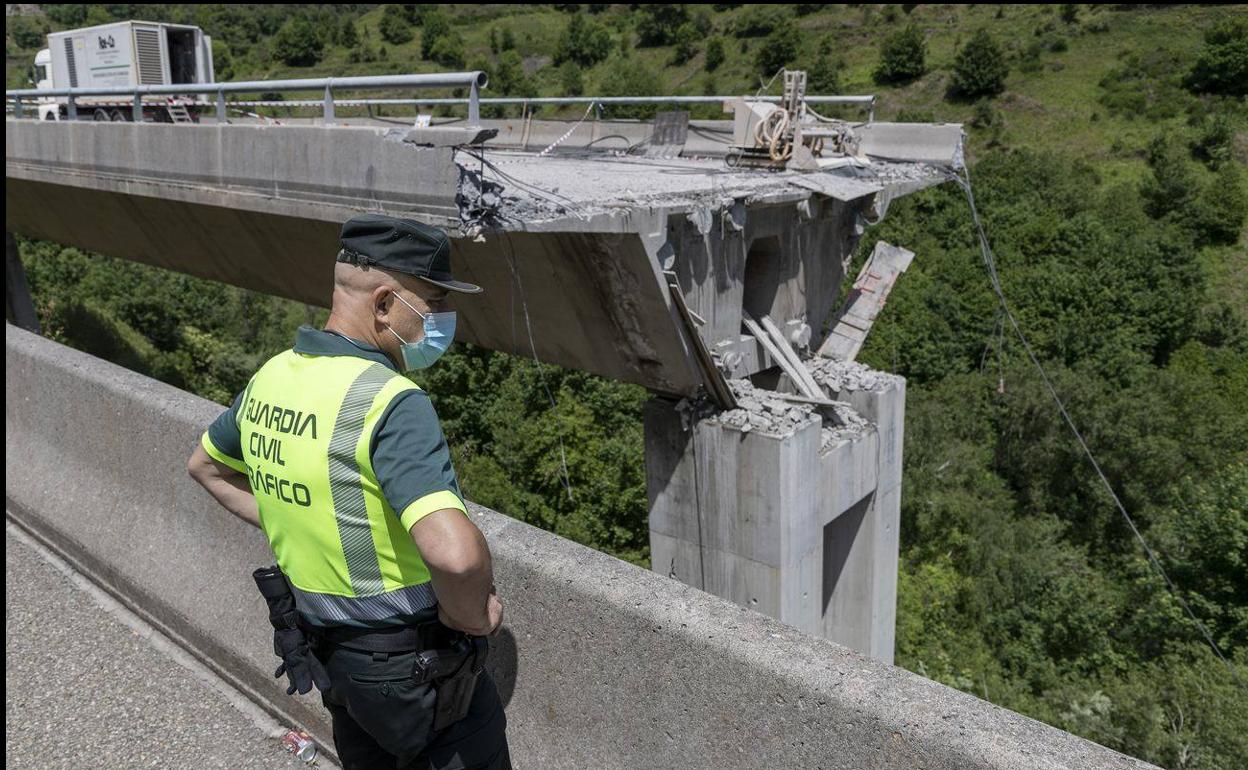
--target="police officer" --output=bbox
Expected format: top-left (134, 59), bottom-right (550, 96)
top-left (187, 214), bottom-right (510, 769)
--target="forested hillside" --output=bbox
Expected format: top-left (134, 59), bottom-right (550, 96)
top-left (8, 5), bottom-right (1247, 768)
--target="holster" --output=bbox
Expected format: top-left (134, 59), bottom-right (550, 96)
top-left (412, 635), bottom-right (489, 731)
top-left (252, 564), bottom-right (298, 631)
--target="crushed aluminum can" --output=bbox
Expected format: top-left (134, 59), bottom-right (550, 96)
top-left (281, 729), bottom-right (317, 762)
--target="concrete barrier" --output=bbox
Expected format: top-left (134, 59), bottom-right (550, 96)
top-left (5, 325), bottom-right (1154, 769)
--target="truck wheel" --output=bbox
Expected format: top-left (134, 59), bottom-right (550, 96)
top-left (93, 108), bottom-right (110, 121)
top-left (110, 109), bottom-right (129, 122)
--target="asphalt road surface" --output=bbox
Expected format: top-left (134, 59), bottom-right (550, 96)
top-left (6, 526), bottom-right (327, 769)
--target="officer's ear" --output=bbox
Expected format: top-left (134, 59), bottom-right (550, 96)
top-left (372, 285), bottom-right (394, 324)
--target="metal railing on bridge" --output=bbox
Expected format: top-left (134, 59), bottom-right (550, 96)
top-left (7, 70), bottom-right (876, 125)
top-left (5, 71), bottom-right (488, 125)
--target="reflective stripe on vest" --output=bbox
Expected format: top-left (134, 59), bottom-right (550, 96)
top-left (237, 350), bottom-right (436, 627)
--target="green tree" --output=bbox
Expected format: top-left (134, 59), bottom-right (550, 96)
top-left (491, 50), bottom-right (535, 98)
top-left (755, 17), bottom-right (801, 77)
top-left (671, 22), bottom-right (700, 65)
top-left (808, 37), bottom-right (842, 94)
top-left (555, 13), bottom-right (612, 67)
top-left (951, 29), bottom-right (1009, 99)
top-left (635, 4), bottom-right (689, 47)
top-left (421, 9), bottom-right (453, 61)
top-left (1192, 162), bottom-right (1248, 246)
top-left (272, 17), bottom-right (324, 67)
top-left (43, 5), bottom-right (88, 27)
top-left (875, 24), bottom-right (927, 84)
top-left (9, 16), bottom-right (48, 50)
top-left (596, 55), bottom-right (662, 119)
top-left (380, 4), bottom-right (414, 46)
top-left (558, 61), bottom-right (584, 96)
top-left (428, 34), bottom-right (465, 69)
top-left (338, 17), bottom-right (359, 49)
top-left (1185, 18), bottom-right (1248, 96)
top-left (1190, 113), bottom-right (1234, 171)
top-left (705, 36), bottom-right (725, 72)
top-left (733, 5), bottom-right (789, 38)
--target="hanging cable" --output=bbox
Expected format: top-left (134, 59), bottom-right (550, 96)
top-left (499, 229), bottom-right (575, 502)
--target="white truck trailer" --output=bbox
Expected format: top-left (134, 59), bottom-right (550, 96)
top-left (33, 20), bottom-right (214, 122)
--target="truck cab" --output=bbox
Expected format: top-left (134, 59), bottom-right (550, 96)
top-left (33, 48), bottom-right (58, 121)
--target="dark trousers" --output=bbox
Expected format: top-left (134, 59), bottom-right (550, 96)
top-left (315, 644), bottom-right (511, 770)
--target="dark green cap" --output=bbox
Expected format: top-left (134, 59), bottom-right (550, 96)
top-left (337, 213), bottom-right (482, 294)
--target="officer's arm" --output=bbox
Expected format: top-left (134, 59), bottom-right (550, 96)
top-left (409, 509), bottom-right (498, 635)
top-left (187, 442), bottom-right (262, 529)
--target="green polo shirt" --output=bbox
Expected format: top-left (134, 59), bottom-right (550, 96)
top-left (201, 325), bottom-right (466, 529)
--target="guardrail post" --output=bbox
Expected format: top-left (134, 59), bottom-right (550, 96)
top-left (216, 90), bottom-right (227, 123)
top-left (323, 84), bottom-right (335, 126)
top-left (132, 94), bottom-right (142, 122)
top-left (67, 95), bottom-right (77, 121)
top-left (13, 95), bottom-right (22, 119)
top-left (468, 81), bottom-right (480, 125)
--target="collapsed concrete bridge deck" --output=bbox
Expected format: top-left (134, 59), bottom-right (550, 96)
top-left (5, 117), bottom-right (960, 395)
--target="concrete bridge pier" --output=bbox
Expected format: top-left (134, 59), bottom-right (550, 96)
top-left (645, 365), bottom-right (905, 664)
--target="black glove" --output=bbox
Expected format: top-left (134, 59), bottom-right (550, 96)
top-left (253, 565), bottom-right (332, 696)
top-left (273, 627), bottom-right (332, 695)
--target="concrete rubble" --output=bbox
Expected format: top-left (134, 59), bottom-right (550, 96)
top-left (807, 355), bottom-right (899, 393)
top-left (712, 375), bottom-right (872, 452)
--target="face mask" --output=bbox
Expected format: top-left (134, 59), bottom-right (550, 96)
top-left (386, 291), bottom-right (456, 371)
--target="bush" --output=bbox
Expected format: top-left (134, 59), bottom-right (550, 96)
top-left (705, 36), bottom-right (725, 72)
top-left (9, 15), bottom-right (48, 50)
top-left (1193, 163), bottom-right (1248, 246)
top-left (211, 38), bottom-right (234, 80)
top-left (951, 29), bottom-right (1009, 99)
top-left (875, 24), bottom-right (927, 84)
top-left (1185, 18), bottom-right (1248, 97)
top-left (808, 38), bottom-right (842, 94)
top-left (1190, 113), bottom-right (1234, 170)
top-left (671, 22), bottom-right (700, 65)
top-left (635, 4), bottom-right (689, 47)
top-left (379, 4), bottom-right (414, 45)
top-left (755, 18), bottom-right (801, 79)
top-left (555, 13), bottom-right (612, 67)
top-left (491, 50), bottom-right (534, 98)
top-left (43, 5), bottom-right (88, 27)
top-left (596, 56), bottom-right (662, 119)
top-left (733, 5), bottom-right (789, 38)
top-left (271, 17), bottom-right (323, 67)
top-left (1142, 135), bottom-right (1200, 220)
top-left (428, 34), bottom-right (465, 69)
top-left (338, 17), bottom-right (359, 48)
top-left (558, 61), bottom-right (584, 97)
top-left (421, 9), bottom-right (453, 61)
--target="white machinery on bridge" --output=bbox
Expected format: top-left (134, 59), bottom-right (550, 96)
top-left (32, 20), bottom-right (214, 123)
top-left (727, 70), bottom-right (865, 171)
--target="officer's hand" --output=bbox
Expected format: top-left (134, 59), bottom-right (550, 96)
top-left (438, 590), bottom-right (504, 637)
top-left (484, 591), bottom-right (504, 637)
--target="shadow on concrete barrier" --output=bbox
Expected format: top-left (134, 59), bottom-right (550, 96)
top-left (5, 325), bottom-right (1155, 770)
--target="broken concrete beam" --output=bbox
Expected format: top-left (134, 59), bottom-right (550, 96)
top-left (818, 241), bottom-right (915, 361)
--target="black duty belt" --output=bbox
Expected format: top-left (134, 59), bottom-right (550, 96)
top-left (308, 618), bottom-right (463, 654)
